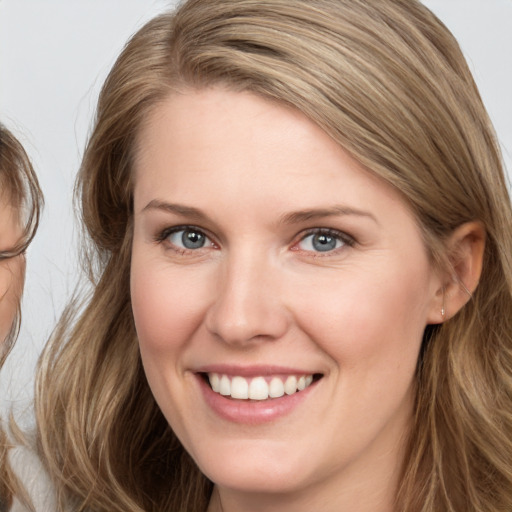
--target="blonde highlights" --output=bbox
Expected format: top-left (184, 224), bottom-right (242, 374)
top-left (36, 1), bottom-right (512, 511)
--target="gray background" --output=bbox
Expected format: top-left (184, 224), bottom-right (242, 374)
top-left (1, 0), bottom-right (511, 422)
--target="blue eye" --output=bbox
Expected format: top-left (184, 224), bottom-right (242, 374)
top-left (167, 228), bottom-right (213, 250)
top-left (297, 231), bottom-right (346, 253)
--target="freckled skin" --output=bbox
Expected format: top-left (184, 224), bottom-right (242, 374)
top-left (130, 88), bottom-right (443, 512)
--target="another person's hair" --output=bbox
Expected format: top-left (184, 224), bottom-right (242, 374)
top-left (36, 1), bottom-right (512, 511)
top-left (0, 125), bottom-right (42, 365)
top-left (0, 124), bottom-right (43, 510)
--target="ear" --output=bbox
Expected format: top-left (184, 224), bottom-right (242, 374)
top-left (429, 221), bottom-right (486, 324)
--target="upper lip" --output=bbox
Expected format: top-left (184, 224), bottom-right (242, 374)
top-left (194, 364), bottom-right (321, 377)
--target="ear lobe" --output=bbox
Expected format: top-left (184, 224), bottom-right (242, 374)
top-left (438, 221), bottom-right (486, 321)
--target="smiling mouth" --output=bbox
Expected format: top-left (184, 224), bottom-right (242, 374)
top-left (202, 373), bottom-right (323, 400)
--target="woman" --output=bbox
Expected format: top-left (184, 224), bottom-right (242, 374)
top-left (0, 125), bottom-right (42, 510)
top-left (36, 0), bottom-right (512, 511)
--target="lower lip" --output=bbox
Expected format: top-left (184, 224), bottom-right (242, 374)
top-left (196, 375), bottom-right (318, 425)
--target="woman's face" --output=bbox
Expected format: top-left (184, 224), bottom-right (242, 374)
top-left (0, 196), bottom-right (24, 345)
top-left (131, 88), bottom-right (443, 506)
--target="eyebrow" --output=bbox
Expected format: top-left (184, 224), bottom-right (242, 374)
top-left (142, 200), bottom-right (209, 221)
top-left (279, 206), bottom-right (378, 225)
top-left (142, 200), bottom-right (377, 225)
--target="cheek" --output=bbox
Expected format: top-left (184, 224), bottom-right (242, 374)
top-left (292, 261), bottom-right (432, 376)
top-left (130, 256), bottom-right (209, 356)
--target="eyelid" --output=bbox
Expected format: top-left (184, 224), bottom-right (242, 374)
top-left (291, 227), bottom-right (355, 254)
top-left (154, 225), bottom-right (217, 251)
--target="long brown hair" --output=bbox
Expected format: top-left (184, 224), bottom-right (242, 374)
top-left (0, 124), bottom-right (43, 510)
top-left (36, 1), bottom-right (512, 510)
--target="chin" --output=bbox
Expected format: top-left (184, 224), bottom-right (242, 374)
top-left (205, 466), bottom-right (306, 495)
top-left (193, 441), bottom-right (314, 494)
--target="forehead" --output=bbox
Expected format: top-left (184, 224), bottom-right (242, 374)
top-left (136, 88), bottom-right (365, 181)
top-left (132, 88), bottom-right (417, 228)
top-left (133, 87), bottom-right (324, 174)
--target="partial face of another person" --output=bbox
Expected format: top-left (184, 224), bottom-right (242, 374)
top-left (0, 195), bottom-right (24, 345)
top-left (130, 88), bottom-right (444, 501)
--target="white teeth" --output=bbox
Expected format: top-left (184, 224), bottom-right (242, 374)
top-left (219, 375), bottom-right (231, 396)
top-left (269, 377), bottom-right (285, 398)
top-left (249, 377), bottom-right (269, 400)
top-left (207, 373), bottom-right (315, 400)
top-left (231, 376), bottom-right (249, 399)
top-left (284, 375), bottom-right (297, 395)
top-left (210, 373), bottom-right (220, 392)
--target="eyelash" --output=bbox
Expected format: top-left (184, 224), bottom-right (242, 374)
top-left (154, 225), bottom-right (355, 256)
top-left (154, 225), bottom-right (216, 254)
top-left (292, 228), bottom-right (355, 256)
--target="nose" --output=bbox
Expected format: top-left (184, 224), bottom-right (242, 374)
top-left (205, 249), bottom-right (290, 346)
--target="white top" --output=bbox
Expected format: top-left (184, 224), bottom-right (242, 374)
top-left (8, 444), bottom-right (56, 512)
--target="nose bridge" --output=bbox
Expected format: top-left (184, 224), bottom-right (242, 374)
top-left (205, 245), bottom-right (288, 345)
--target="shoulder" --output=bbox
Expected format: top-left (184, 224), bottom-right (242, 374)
top-left (8, 443), bottom-right (57, 512)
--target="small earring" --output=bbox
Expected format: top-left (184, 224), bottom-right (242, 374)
top-left (441, 305), bottom-right (445, 318)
